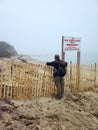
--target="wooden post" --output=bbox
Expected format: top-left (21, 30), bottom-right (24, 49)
top-left (76, 51), bottom-right (80, 91)
top-left (3, 61), bottom-right (6, 98)
top-left (0, 63), bottom-right (1, 98)
top-left (70, 61), bottom-right (73, 91)
top-left (61, 36), bottom-right (65, 61)
top-left (94, 63), bottom-right (96, 87)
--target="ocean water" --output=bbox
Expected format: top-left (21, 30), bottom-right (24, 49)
top-left (31, 52), bottom-right (98, 65)
top-left (31, 54), bottom-right (53, 62)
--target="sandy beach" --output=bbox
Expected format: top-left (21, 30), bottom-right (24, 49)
top-left (0, 55), bottom-right (98, 130)
top-left (0, 90), bottom-right (98, 130)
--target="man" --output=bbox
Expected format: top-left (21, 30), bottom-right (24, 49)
top-left (46, 54), bottom-right (67, 99)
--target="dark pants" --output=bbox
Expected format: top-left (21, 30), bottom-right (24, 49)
top-left (54, 76), bottom-right (64, 98)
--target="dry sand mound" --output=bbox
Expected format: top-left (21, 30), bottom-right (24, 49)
top-left (0, 91), bottom-right (98, 130)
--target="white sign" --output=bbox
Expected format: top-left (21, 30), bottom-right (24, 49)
top-left (63, 37), bottom-right (81, 51)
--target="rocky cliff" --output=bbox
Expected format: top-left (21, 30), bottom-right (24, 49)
top-left (0, 41), bottom-right (17, 58)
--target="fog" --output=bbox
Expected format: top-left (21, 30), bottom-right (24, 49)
top-left (0, 0), bottom-right (98, 64)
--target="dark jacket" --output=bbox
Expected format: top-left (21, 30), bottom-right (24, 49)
top-left (46, 60), bottom-right (61, 70)
top-left (46, 60), bottom-right (62, 77)
top-left (46, 60), bottom-right (67, 77)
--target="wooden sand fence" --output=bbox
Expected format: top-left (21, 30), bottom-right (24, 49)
top-left (0, 60), bottom-right (98, 99)
top-left (65, 63), bottom-right (98, 92)
top-left (0, 60), bottom-right (55, 99)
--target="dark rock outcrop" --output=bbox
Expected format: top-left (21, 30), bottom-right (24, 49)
top-left (0, 41), bottom-right (17, 58)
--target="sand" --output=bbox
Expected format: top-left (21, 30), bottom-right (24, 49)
top-left (0, 55), bottom-right (98, 130)
top-left (0, 90), bottom-right (98, 130)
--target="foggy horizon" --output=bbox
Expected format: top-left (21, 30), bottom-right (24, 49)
top-left (0, 0), bottom-right (98, 64)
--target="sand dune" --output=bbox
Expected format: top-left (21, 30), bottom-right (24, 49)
top-left (0, 90), bottom-right (98, 130)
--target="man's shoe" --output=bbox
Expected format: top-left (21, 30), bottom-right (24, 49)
top-left (55, 95), bottom-right (62, 100)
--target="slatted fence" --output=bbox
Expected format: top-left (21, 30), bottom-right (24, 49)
top-left (0, 60), bottom-right (98, 99)
top-left (0, 60), bottom-right (56, 99)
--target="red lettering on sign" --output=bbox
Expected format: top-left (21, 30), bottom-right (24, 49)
top-left (67, 44), bottom-right (78, 46)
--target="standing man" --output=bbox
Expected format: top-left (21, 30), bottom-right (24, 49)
top-left (46, 54), bottom-right (67, 99)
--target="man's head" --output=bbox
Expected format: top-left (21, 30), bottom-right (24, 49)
top-left (54, 54), bottom-right (60, 61)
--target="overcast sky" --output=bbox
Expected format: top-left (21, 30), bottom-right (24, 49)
top-left (0, 0), bottom-right (98, 63)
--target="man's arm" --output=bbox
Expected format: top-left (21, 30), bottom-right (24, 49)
top-left (46, 61), bottom-right (56, 67)
top-left (46, 61), bottom-right (59, 70)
